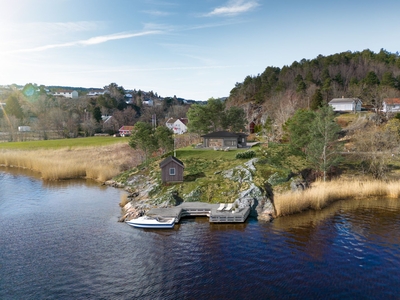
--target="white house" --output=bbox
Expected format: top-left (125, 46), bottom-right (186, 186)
top-left (87, 90), bottom-right (105, 97)
top-left (382, 98), bottom-right (400, 113)
top-left (143, 99), bottom-right (154, 106)
top-left (166, 118), bottom-right (188, 134)
top-left (53, 90), bottom-right (78, 99)
top-left (329, 97), bottom-right (362, 112)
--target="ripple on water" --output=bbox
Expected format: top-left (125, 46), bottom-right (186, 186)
top-left (1, 171), bottom-right (400, 299)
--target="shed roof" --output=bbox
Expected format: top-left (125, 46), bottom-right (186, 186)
top-left (329, 97), bottom-right (362, 104)
top-left (201, 131), bottom-right (246, 138)
top-left (159, 156), bottom-right (184, 168)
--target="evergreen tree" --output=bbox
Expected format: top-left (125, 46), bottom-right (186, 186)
top-left (296, 81), bottom-right (307, 93)
top-left (93, 106), bottom-right (102, 123)
top-left (285, 109), bottom-right (316, 155)
top-left (221, 106), bottom-right (247, 132)
top-left (310, 89), bottom-right (323, 110)
top-left (155, 126), bottom-right (174, 154)
top-left (187, 98), bottom-right (225, 134)
top-left (5, 94), bottom-right (24, 119)
top-left (364, 71), bottom-right (380, 86)
top-left (128, 122), bottom-right (158, 162)
top-left (306, 105), bottom-right (343, 181)
top-left (381, 71), bottom-right (395, 88)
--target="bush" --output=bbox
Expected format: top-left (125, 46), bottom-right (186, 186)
top-left (236, 150), bottom-right (256, 159)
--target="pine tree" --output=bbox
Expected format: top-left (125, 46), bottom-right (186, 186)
top-left (5, 94), bottom-right (24, 119)
top-left (306, 105), bottom-right (343, 181)
top-left (310, 89), bottom-right (323, 110)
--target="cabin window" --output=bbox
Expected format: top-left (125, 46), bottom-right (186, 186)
top-left (169, 168), bottom-right (176, 175)
top-left (224, 140), bottom-right (236, 146)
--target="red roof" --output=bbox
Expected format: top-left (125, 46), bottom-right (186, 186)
top-left (178, 118), bottom-right (188, 125)
top-left (119, 126), bottom-right (134, 131)
top-left (385, 98), bottom-right (400, 105)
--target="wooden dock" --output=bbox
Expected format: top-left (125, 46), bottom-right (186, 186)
top-left (147, 202), bottom-right (250, 223)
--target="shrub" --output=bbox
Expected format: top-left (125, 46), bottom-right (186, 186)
top-left (236, 150), bottom-right (256, 159)
top-left (119, 194), bottom-right (130, 207)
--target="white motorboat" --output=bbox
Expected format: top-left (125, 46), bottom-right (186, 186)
top-left (126, 215), bottom-right (175, 229)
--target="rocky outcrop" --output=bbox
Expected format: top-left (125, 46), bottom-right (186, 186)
top-left (290, 179), bottom-right (309, 192)
top-left (114, 157), bottom-right (276, 222)
top-left (223, 158), bottom-right (275, 221)
top-left (118, 202), bottom-right (145, 222)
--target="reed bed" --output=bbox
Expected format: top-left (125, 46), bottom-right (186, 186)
top-left (119, 194), bottom-right (130, 207)
top-left (0, 144), bottom-right (142, 181)
top-left (274, 179), bottom-right (400, 216)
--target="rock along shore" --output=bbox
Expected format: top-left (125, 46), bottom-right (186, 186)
top-left (106, 158), bottom-right (276, 223)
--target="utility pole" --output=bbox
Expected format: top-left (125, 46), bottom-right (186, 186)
top-left (173, 136), bottom-right (176, 157)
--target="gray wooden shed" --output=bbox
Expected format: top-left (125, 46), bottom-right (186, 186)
top-left (159, 156), bottom-right (184, 183)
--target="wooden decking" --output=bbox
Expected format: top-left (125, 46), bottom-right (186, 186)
top-left (147, 202), bottom-right (250, 223)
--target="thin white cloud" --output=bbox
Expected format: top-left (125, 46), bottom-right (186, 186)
top-left (11, 30), bottom-right (162, 53)
top-left (206, 0), bottom-right (259, 17)
top-left (141, 10), bottom-right (172, 16)
top-left (34, 21), bottom-right (102, 32)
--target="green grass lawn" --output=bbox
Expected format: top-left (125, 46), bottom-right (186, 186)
top-left (175, 146), bottom-right (258, 160)
top-left (0, 136), bottom-right (129, 150)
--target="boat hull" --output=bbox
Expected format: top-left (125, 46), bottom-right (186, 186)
top-left (126, 216), bottom-right (175, 229)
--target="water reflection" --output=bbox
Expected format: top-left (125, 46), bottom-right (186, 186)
top-left (1, 168), bottom-right (400, 299)
top-left (273, 197), bottom-right (400, 264)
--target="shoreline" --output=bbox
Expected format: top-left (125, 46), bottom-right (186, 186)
top-left (0, 143), bottom-right (141, 181)
top-left (274, 179), bottom-right (400, 216)
top-left (2, 145), bottom-right (399, 220)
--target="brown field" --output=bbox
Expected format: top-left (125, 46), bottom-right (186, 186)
top-left (274, 179), bottom-right (400, 216)
top-left (0, 143), bottom-right (142, 181)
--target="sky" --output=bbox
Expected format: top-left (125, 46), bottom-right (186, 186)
top-left (0, 0), bottom-right (399, 101)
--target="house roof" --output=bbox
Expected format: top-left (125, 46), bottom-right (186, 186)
top-left (178, 118), bottom-right (188, 125)
top-left (166, 118), bottom-right (188, 125)
top-left (119, 126), bottom-right (134, 131)
top-left (102, 116), bottom-right (112, 123)
top-left (237, 132), bottom-right (248, 137)
top-left (201, 131), bottom-right (248, 138)
top-left (166, 118), bottom-right (177, 124)
top-left (384, 98), bottom-right (400, 105)
top-left (329, 97), bottom-right (362, 104)
top-left (159, 156), bottom-right (184, 168)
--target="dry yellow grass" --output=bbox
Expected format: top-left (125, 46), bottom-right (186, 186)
top-left (0, 144), bottom-right (142, 181)
top-left (274, 179), bottom-right (400, 216)
top-left (119, 194), bottom-right (130, 207)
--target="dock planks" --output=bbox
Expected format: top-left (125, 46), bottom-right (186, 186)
top-left (147, 202), bottom-right (250, 223)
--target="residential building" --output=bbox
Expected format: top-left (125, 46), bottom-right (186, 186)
top-left (201, 131), bottom-right (248, 148)
top-left (53, 90), bottom-right (79, 99)
top-left (119, 126), bottom-right (134, 136)
top-left (165, 118), bottom-right (188, 134)
top-left (382, 98), bottom-right (400, 112)
top-left (329, 97), bottom-right (362, 112)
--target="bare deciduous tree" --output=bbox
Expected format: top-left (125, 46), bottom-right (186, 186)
top-left (353, 124), bottom-right (399, 179)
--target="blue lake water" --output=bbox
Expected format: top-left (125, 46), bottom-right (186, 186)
top-left (1, 167), bottom-right (400, 299)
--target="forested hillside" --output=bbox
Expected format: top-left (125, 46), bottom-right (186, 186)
top-left (227, 49), bottom-right (400, 128)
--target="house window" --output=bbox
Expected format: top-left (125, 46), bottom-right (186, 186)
top-left (224, 140), bottom-right (236, 146)
top-left (169, 168), bottom-right (176, 176)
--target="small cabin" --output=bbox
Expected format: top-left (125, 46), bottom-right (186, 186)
top-left (159, 156), bottom-right (184, 183)
top-left (201, 131), bottom-right (248, 148)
